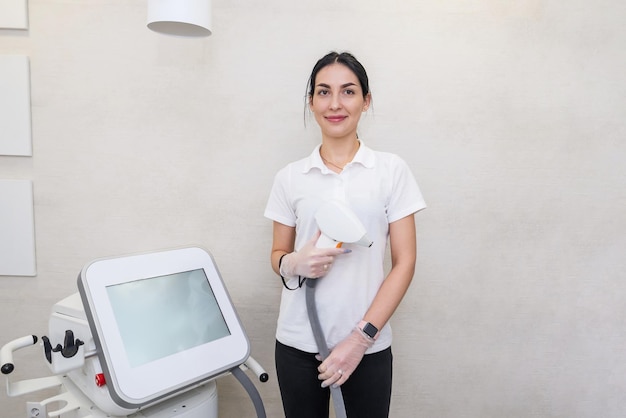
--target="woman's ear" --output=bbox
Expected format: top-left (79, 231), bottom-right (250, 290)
top-left (362, 93), bottom-right (372, 112)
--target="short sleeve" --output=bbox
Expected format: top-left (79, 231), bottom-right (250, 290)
top-left (264, 166), bottom-right (297, 227)
top-left (386, 156), bottom-right (426, 223)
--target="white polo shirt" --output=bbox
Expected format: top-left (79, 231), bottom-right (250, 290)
top-left (264, 141), bottom-right (426, 354)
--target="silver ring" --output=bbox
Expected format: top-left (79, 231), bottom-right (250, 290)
top-left (337, 369), bottom-right (343, 376)
top-left (324, 264), bottom-right (328, 270)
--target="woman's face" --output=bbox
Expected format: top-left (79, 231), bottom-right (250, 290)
top-left (309, 63), bottom-right (371, 141)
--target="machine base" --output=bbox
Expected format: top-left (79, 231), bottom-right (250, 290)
top-left (40, 376), bottom-right (218, 418)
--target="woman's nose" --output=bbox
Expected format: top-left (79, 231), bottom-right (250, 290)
top-left (329, 94), bottom-right (341, 110)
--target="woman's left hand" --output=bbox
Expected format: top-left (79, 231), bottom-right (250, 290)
top-left (317, 327), bottom-right (374, 388)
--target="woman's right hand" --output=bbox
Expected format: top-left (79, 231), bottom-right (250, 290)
top-left (279, 230), bottom-right (351, 279)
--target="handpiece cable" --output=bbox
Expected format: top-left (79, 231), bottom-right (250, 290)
top-left (231, 366), bottom-right (267, 418)
top-left (305, 278), bottom-right (348, 418)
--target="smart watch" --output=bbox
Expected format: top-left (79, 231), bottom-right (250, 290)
top-left (358, 320), bottom-right (379, 340)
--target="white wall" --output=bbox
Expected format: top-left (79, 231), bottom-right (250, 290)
top-left (1, 0), bottom-right (625, 416)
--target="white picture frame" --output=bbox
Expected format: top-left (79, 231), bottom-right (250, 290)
top-left (0, 55), bottom-right (32, 156)
top-left (0, 0), bottom-right (29, 29)
top-left (0, 179), bottom-right (37, 276)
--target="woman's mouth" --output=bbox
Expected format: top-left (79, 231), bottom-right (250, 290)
top-left (326, 115), bottom-right (347, 123)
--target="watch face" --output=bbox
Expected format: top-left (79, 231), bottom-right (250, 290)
top-left (363, 322), bottom-right (378, 338)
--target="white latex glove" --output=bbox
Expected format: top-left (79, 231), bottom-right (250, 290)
top-left (317, 327), bottom-right (374, 388)
top-left (280, 230), bottom-right (351, 279)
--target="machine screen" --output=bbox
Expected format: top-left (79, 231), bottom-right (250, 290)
top-left (78, 247), bottom-right (250, 408)
top-left (106, 269), bottom-right (230, 368)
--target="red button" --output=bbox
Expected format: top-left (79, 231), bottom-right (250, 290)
top-left (95, 373), bottom-right (106, 387)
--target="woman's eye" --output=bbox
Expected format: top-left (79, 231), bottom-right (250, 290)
top-left (317, 90), bottom-right (329, 96)
top-left (344, 89), bottom-right (355, 95)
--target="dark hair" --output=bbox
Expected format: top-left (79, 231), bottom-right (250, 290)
top-left (306, 51), bottom-right (370, 100)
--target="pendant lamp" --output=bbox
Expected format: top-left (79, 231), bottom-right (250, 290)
top-left (147, 0), bottom-right (212, 37)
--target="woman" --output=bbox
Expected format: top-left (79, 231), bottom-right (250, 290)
top-left (264, 51), bottom-right (426, 417)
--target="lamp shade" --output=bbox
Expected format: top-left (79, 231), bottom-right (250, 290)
top-left (147, 0), bottom-right (212, 37)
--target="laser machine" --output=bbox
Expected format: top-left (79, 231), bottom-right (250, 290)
top-left (1, 247), bottom-right (268, 418)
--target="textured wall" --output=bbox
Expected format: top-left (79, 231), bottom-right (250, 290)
top-left (1, 0), bottom-right (625, 416)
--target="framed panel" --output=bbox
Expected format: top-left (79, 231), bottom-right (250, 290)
top-left (0, 0), bottom-right (29, 29)
top-left (0, 55), bottom-right (32, 156)
top-left (0, 179), bottom-right (36, 276)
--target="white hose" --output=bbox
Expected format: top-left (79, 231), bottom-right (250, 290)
top-left (305, 279), bottom-right (347, 418)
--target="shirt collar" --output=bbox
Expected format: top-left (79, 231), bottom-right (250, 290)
top-left (302, 140), bottom-right (375, 174)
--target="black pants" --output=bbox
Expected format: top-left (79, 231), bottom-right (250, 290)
top-left (275, 340), bottom-right (393, 418)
